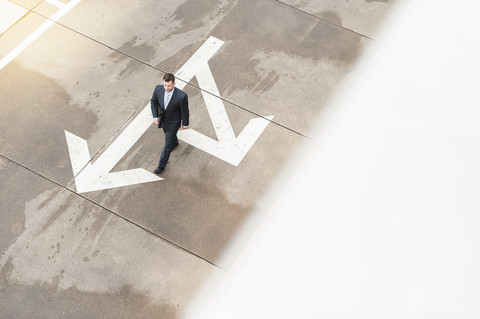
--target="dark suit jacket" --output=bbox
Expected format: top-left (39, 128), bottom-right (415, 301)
top-left (151, 85), bottom-right (189, 132)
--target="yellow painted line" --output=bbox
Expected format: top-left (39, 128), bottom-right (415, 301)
top-left (0, 0), bottom-right (28, 35)
top-left (0, 0), bottom-right (82, 71)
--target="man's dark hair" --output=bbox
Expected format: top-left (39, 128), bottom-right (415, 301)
top-left (163, 73), bottom-right (175, 83)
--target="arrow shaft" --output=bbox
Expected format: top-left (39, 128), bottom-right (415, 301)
top-left (175, 37), bottom-right (225, 88)
top-left (65, 130), bottom-right (92, 175)
top-left (197, 65), bottom-right (236, 142)
top-left (92, 106), bottom-right (151, 173)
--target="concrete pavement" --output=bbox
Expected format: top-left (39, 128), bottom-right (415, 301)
top-left (1, 0), bottom-right (398, 317)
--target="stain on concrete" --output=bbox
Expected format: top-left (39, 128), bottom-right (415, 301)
top-left (156, 42), bottom-right (197, 73)
top-left (0, 62), bottom-right (98, 185)
top-left (118, 36), bottom-right (156, 62)
top-left (40, 192), bottom-right (77, 232)
top-left (0, 190), bottom-right (218, 317)
top-left (0, 256), bottom-right (14, 285)
top-left (24, 188), bottom-right (60, 229)
top-left (210, 0), bottom-right (362, 96)
top-left (0, 158), bottom-right (63, 255)
top-left (172, 0), bottom-right (231, 35)
top-left (317, 10), bottom-right (343, 25)
top-left (110, 36), bottom-right (155, 80)
top-left (155, 0), bottom-right (234, 71)
top-left (90, 156), bottom-right (252, 263)
top-left (282, 0), bottom-right (397, 38)
top-left (216, 47), bottom-right (349, 137)
top-left (0, 282), bottom-right (179, 319)
top-left (253, 70), bottom-right (280, 94)
top-left (0, 162), bottom-right (28, 244)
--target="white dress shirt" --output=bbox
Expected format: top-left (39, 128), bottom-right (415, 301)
top-left (164, 88), bottom-right (174, 109)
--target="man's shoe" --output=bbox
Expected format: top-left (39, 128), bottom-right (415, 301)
top-left (153, 167), bottom-right (164, 174)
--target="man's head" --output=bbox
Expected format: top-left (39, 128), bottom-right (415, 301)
top-left (163, 73), bottom-right (175, 93)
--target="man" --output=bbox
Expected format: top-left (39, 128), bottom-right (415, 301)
top-left (151, 73), bottom-right (189, 174)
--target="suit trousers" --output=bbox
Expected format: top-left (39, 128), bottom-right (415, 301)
top-left (158, 128), bottom-right (179, 169)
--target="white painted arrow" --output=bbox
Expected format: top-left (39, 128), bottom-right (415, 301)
top-left (65, 106), bottom-right (162, 193)
top-left (176, 37), bottom-right (274, 166)
top-left (66, 36), bottom-right (273, 193)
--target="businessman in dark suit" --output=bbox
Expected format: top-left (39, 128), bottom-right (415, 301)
top-left (151, 73), bottom-right (189, 174)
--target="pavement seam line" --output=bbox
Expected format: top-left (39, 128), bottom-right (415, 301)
top-left (171, 0), bottom-right (240, 73)
top-left (0, 3), bottom-right (31, 37)
top-left (0, 154), bottom-right (227, 272)
top-left (67, 105), bottom-right (140, 187)
top-left (273, 0), bottom-right (375, 41)
top-left (0, 155), bottom-right (69, 259)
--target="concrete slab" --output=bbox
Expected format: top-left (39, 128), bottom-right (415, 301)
top-left (281, 0), bottom-right (399, 39)
top-left (0, 156), bottom-right (63, 255)
top-left (200, 0), bottom-right (372, 138)
top-left (36, 0), bottom-right (238, 70)
top-left (0, 188), bottom-right (222, 318)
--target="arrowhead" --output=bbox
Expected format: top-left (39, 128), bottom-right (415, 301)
top-left (65, 130), bottom-right (92, 175)
top-left (65, 130), bottom-right (162, 193)
top-left (74, 168), bottom-right (162, 193)
top-left (178, 115), bottom-right (274, 166)
top-left (226, 115), bottom-right (274, 166)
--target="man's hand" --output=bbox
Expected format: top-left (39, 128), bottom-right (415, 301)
top-left (180, 126), bottom-right (189, 130)
top-left (154, 118), bottom-right (159, 125)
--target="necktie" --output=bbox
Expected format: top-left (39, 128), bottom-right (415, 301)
top-left (164, 91), bottom-right (173, 110)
